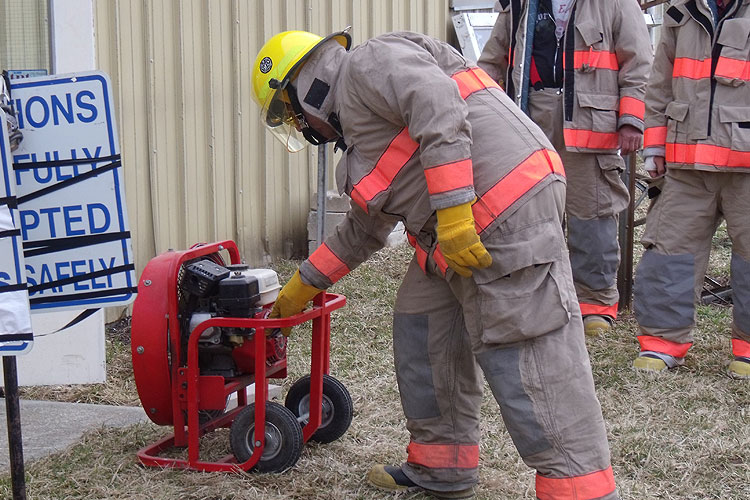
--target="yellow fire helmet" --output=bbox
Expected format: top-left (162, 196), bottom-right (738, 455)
top-left (252, 29), bottom-right (351, 152)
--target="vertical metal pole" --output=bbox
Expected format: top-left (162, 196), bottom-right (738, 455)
top-left (3, 356), bottom-right (26, 500)
top-left (316, 144), bottom-right (327, 250)
top-left (617, 153), bottom-right (637, 312)
top-left (624, 153), bottom-right (637, 308)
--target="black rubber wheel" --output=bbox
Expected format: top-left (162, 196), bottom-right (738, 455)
top-left (285, 374), bottom-right (353, 444)
top-left (229, 402), bottom-right (304, 473)
top-left (184, 396), bottom-right (229, 427)
top-left (198, 409), bottom-right (224, 425)
top-left (180, 409), bottom-right (224, 428)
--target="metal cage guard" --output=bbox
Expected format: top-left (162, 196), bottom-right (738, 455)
top-left (134, 240), bottom-right (346, 472)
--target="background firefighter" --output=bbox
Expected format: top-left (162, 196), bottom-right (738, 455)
top-left (477, 0), bottom-right (653, 336)
top-left (252, 29), bottom-right (618, 499)
top-left (633, 0), bottom-right (750, 378)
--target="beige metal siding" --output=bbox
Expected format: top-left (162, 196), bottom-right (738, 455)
top-left (93, 0), bottom-right (449, 276)
top-left (0, 0), bottom-right (50, 71)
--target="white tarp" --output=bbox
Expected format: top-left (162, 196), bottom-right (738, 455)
top-left (0, 106), bottom-right (33, 354)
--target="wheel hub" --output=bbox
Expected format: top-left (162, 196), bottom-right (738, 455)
top-left (247, 422), bottom-right (284, 461)
top-left (298, 394), bottom-right (334, 428)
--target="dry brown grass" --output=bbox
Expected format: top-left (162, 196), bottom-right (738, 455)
top-left (2, 240), bottom-right (749, 499)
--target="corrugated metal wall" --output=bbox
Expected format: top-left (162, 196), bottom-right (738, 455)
top-left (0, 0), bottom-right (49, 71)
top-left (93, 0), bottom-right (450, 277)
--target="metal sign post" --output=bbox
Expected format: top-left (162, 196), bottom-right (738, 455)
top-left (3, 356), bottom-right (26, 500)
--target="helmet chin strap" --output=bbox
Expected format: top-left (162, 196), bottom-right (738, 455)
top-left (286, 82), bottom-right (337, 146)
top-left (301, 125), bottom-right (330, 146)
top-left (328, 113), bottom-right (348, 152)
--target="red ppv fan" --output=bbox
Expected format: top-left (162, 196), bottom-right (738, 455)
top-left (130, 240), bottom-right (351, 473)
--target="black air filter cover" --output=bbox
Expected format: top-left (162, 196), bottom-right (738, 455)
top-left (182, 260), bottom-right (230, 297)
top-left (217, 274), bottom-right (261, 316)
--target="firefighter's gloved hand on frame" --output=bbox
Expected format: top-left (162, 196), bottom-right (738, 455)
top-left (270, 269), bottom-right (324, 336)
top-left (436, 200), bottom-right (491, 277)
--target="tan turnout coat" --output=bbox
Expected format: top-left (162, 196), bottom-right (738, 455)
top-left (478, 0), bottom-right (652, 153)
top-left (643, 0), bottom-right (750, 173)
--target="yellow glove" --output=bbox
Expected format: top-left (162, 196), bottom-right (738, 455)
top-left (436, 201), bottom-right (492, 277)
top-left (270, 269), bottom-right (324, 336)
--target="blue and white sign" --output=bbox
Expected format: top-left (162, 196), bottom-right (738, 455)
top-left (10, 71), bottom-right (136, 311)
top-left (0, 107), bottom-right (33, 354)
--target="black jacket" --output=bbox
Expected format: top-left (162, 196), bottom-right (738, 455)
top-left (529, 0), bottom-right (565, 89)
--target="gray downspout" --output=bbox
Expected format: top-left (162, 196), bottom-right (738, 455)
top-left (316, 144), bottom-right (327, 250)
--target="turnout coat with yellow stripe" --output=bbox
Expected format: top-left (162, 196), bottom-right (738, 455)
top-left (298, 32), bottom-right (564, 289)
top-left (478, 0), bottom-right (652, 153)
top-left (643, 0), bottom-right (750, 172)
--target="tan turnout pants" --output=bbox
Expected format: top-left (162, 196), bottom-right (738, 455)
top-left (528, 89), bottom-right (629, 318)
top-left (634, 168), bottom-right (750, 356)
top-left (393, 182), bottom-right (617, 498)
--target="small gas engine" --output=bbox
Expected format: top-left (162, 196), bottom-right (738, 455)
top-left (179, 258), bottom-right (286, 377)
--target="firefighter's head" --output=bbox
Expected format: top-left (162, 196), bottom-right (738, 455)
top-left (252, 29), bottom-right (351, 152)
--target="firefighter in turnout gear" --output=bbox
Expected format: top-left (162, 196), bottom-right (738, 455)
top-left (478, 0), bottom-right (653, 336)
top-left (633, 0), bottom-right (750, 378)
top-left (253, 29), bottom-right (618, 499)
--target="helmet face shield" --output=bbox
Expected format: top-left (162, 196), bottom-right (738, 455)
top-left (261, 89), bottom-right (307, 152)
